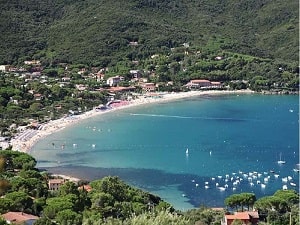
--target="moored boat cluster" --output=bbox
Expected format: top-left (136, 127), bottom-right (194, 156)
top-left (191, 169), bottom-right (298, 192)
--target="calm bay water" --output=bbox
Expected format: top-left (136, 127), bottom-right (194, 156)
top-left (30, 94), bottom-right (299, 210)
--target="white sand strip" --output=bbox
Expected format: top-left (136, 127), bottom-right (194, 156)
top-left (10, 90), bottom-right (254, 153)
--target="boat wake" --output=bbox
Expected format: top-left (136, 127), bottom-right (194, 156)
top-left (130, 113), bottom-right (252, 122)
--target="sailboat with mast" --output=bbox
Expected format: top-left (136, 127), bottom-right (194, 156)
top-left (277, 153), bottom-right (286, 164)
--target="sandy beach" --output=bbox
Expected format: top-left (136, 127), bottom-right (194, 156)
top-left (10, 89), bottom-right (254, 154)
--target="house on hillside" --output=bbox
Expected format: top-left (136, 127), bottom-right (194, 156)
top-left (140, 82), bottom-right (156, 92)
top-left (78, 184), bottom-right (92, 192)
top-left (185, 79), bottom-right (222, 89)
top-left (1, 212), bottom-right (39, 225)
top-left (33, 93), bottom-right (44, 101)
top-left (129, 70), bottom-right (142, 78)
top-left (187, 79), bottom-right (211, 88)
top-left (62, 77), bottom-right (71, 82)
top-left (210, 81), bottom-right (222, 88)
top-left (48, 178), bottom-right (65, 191)
top-left (75, 84), bottom-right (88, 91)
top-left (96, 72), bottom-right (105, 82)
top-left (106, 76), bottom-right (124, 86)
top-left (0, 65), bottom-right (10, 72)
top-left (24, 60), bottom-right (41, 65)
top-left (221, 211), bottom-right (259, 225)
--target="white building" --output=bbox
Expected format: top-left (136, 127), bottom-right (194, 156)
top-left (0, 65), bottom-right (9, 72)
top-left (106, 76), bottom-right (124, 86)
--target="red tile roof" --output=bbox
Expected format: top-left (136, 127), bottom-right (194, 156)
top-left (78, 184), bottom-right (92, 192)
top-left (226, 212), bottom-right (250, 220)
top-left (226, 211), bottom-right (259, 221)
top-left (2, 212), bottom-right (39, 223)
top-left (48, 178), bottom-right (65, 184)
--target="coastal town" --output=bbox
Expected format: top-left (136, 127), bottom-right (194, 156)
top-left (0, 51), bottom-right (297, 152)
top-left (0, 49), bottom-right (298, 225)
top-left (0, 0), bottom-right (299, 224)
top-left (0, 56), bottom-right (237, 151)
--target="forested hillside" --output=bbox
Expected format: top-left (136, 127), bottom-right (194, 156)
top-left (0, 0), bottom-right (298, 65)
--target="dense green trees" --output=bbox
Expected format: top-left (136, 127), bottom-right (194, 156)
top-left (87, 176), bottom-right (165, 220)
top-left (0, 150), bottom-right (36, 171)
top-left (183, 207), bottom-right (224, 225)
top-left (0, 151), bottom-right (48, 215)
top-left (254, 190), bottom-right (298, 214)
top-left (253, 190), bottom-right (299, 225)
top-left (55, 209), bottom-right (82, 225)
top-left (0, 0), bottom-right (298, 65)
top-left (224, 193), bottom-right (256, 211)
top-left (224, 190), bottom-right (299, 225)
top-left (33, 175), bottom-right (171, 224)
top-left (5, 191), bottom-right (33, 212)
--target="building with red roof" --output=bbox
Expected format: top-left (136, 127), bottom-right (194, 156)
top-left (48, 178), bottom-right (65, 191)
top-left (1, 212), bottom-right (39, 225)
top-left (185, 79), bottom-right (222, 89)
top-left (221, 211), bottom-right (259, 225)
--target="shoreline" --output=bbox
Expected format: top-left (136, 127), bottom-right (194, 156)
top-left (8, 89), bottom-right (299, 210)
top-left (10, 89), bottom-right (255, 154)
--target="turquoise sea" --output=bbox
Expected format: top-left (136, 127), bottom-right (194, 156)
top-left (30, 94), bottom-right (299, 210)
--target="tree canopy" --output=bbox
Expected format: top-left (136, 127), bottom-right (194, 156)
top-left (0, 0), bottom-right (298, 65)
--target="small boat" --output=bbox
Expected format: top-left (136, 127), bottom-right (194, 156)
top-left (295, 164), bottom-right (300, 171)
top-left (204, 185), bottom-right (209, 189)
top-left (290, 182), bottom-right (296, 187)
top-left (282, 185), bottom-right (288, 190)
top-left (218, 187), bottom-right (226, 191)
top-left (185, 148), bottom-right (189, 154)
top-left (261, 184), bottom-right (266, 188)
top-left (277, 153), bottom-right (286, 164)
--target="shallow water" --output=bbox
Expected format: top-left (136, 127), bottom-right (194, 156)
top-left (30, 94), bottom-right (299, 210)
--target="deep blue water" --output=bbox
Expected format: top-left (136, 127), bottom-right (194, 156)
top-left (30, 94), bottom-right (299, 210)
